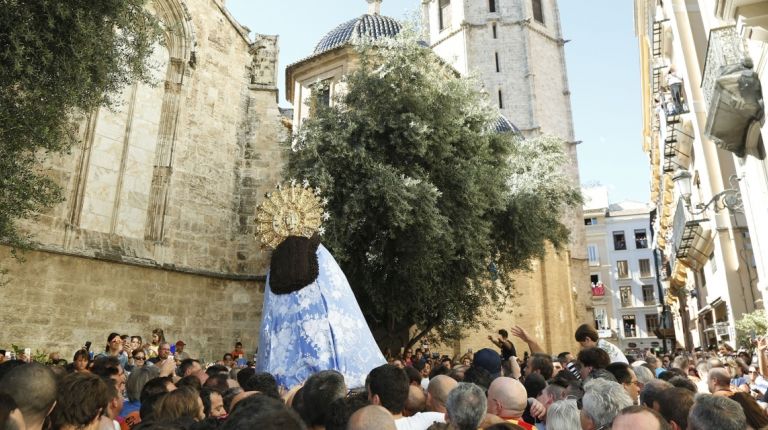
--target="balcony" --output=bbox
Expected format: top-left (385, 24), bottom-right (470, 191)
top-left (676, 220), bottom-right (715, 271)
top-left (702, 26), bottom-right (764, 158)
top-left (660, 114), bottom-right (693, 173)
top-left (591, 282), bottom-right (606, 297)
top-left (670, 198), bottom-right (715, 272)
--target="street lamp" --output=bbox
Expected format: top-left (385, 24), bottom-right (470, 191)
top-left (672, 169), bottom-right (743, 215)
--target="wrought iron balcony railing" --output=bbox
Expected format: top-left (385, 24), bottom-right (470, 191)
top-left (702, 26), bottom-right (746, 106)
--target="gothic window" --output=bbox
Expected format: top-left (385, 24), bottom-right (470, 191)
top-left (439, 0), bottom-right (451, 31)
top-left (495, 52), bottom-right (500, 72)
top-left (498, 90), bottom-right (503, 109)
top-left (76, 43), bottom-right (170, 238)
top-left (70, 0), bottom-right (193, 241)
top-left (532, 0), bottom-right (544, 24)
top-left (492, 23), bottom-right (498, 39)
top-left (489, 0), bottom-right (496, 13)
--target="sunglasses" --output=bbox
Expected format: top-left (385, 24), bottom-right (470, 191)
top-left (135, 356), bottom-right (146, 360)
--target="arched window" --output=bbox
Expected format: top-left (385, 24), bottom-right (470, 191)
top-left (70, 0), bottom-right (194, 241)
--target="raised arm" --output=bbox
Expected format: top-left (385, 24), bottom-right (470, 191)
top-left (510, 325), bottom-right (545, 354)
top-left (758, 336), bottom-right (768, 379)
top-left (488, 335), bottom-right (503, 348)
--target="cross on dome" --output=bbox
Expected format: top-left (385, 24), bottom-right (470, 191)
top-left (367, 0), bottom-right (382, 15)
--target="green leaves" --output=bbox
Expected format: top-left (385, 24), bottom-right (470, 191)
top-left (287, 30), bottom-right (580, 348)
top-left (735, 310), bottom-right (768, 349)
top-left (0, 0), bottom-right (161, 250)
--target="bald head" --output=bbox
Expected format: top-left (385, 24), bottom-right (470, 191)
top-left (427, 375), bottom-right (458, 412)
top-left (347, 405), bottom-right (397, 430)
top-left (709, 368), bottom-right (731, 392)
top-left (487, 377), bottom-right (527, 417)
top-left (404, 385), bottom-right (426, 415)
top-left (0, 363), bottom-right (57, 428)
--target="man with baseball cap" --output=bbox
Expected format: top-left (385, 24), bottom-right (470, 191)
top-left (175, 340), bottom-right (190, 361)
top-left (472, 348), bottom-right (502, 379)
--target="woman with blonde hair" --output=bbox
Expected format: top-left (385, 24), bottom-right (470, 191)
top-left (146, 328), bottom-right (166, 359)
top-left (154, 387), bottom-right (204, 422)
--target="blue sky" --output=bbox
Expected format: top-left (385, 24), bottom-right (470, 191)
top-left (227, 0), bottom-right (648, 204)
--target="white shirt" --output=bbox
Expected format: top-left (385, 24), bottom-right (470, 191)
top-left (598, 339), bottom-right (628, 364)
top-left (420, 377), bottom-right (429, 390)
top-left (667, 73), bottom-right (683, 85)
top-left (395, 412), bottom-right (445, 430)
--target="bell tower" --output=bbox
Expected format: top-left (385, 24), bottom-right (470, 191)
top-left (422, 0), bottom-right (589, 352)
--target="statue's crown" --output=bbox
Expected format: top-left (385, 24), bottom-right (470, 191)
top-left (255, 180), bottom-right (328, 249)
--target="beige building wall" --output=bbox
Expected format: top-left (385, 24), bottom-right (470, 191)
top-left (451, 245), bottom-right (580, 357)
top-left (0, 247), bottom-right (263, 363)
top-left (288, 48), bottom-right (358, 127)
top-left (0, 0), bottom-right (285, 360)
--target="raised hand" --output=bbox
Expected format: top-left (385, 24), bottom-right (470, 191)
top-left (510, 325), bottom-right (530, 342)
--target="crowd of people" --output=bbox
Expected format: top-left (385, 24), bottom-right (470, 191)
top-left (1, 323), bottom-right (767, 430)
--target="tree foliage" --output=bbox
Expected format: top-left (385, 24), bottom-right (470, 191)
top-left (286, 31), bottom-right (581, 348)
top-left (735, 309), bottom-right (768, 349)
top-left (0, 0), bottom-right (161, 251)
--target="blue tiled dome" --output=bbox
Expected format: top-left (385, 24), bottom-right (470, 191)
top-left (314, 14), bottom-right (402, 55)
top-left (493, 114), bottom-right (521, 134)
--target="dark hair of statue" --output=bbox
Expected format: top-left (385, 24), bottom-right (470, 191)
top-left (269, 235), bottom-right (321, 294)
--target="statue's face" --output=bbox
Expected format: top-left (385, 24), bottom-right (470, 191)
top-left (285, 210), bottom-right (300, 230)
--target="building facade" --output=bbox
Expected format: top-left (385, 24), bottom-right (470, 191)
top-left (584, 188), bottom-right (664, 354)
top-left (583, 187), bottom-right (616, 344)
top-left (0, 0), bottom-right (286, 360)
top-left (634, 0), bottom-right (767, 350)
top-left (421, 0), bottom-right (589, 353)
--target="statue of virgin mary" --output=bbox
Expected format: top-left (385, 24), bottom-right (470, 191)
top-left (254, 182), bottom-right (385, 389)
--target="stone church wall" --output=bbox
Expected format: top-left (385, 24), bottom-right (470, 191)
top-left (0, 247), bottom-right (263, 363)
top-left (0, 0), bottom-right (285, 360)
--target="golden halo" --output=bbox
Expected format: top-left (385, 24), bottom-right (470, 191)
top-left (254, 180), bottom-right (328, 249)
